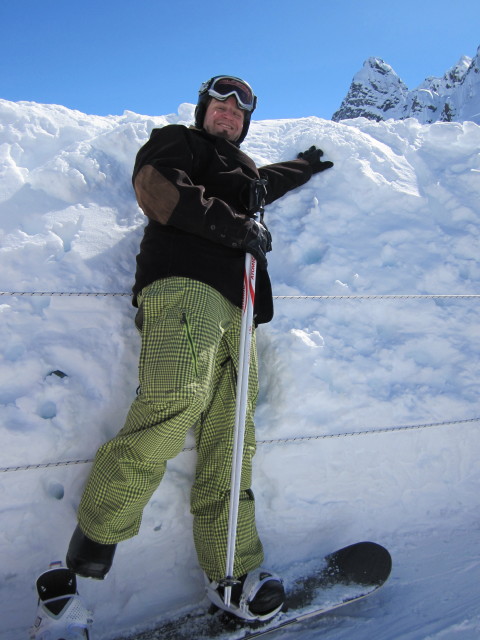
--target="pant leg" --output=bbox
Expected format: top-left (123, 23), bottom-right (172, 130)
top-left (191, 311), bottom-right (264, 580)
top-left (77, 277), bottom-right (227, 544)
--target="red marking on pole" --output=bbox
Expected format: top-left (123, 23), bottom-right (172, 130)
top-left (249, 257), bottom-right (256, 305)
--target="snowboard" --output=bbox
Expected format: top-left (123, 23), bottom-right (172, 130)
top-left (30, 561), bottom-right (93, 640)
top-left (116, 541), bottom-right (392, 640)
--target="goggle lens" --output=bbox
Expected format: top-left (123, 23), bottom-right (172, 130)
top-left (202, 76), bottom-right (256, 112)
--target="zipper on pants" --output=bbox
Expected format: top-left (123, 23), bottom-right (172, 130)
top-left (181, 312), bottom-right (199, 377)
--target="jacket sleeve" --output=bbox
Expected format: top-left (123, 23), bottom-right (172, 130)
top-left (132, 125), bottom-right (250, 248)
top-left (259, 159), bottom-right (314, 205)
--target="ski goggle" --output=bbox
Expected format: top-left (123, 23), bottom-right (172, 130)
top-left (199, 76), bottom-right (257, 112)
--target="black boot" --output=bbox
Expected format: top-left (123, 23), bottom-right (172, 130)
top-left (205, 569), bottom-right (285, 621)
top-left (66, 525), bottom-right (116, 579)
top-left (248, 574), bottom-right (285, 616)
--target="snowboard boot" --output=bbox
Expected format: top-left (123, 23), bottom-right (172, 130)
top-left (30, 562), bottom-right (93, 640)
top-left (205, 569), bottom-right (285, 622)
top-left (66, 525), bottom-right (116, 580)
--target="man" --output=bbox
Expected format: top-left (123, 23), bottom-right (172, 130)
top-left (66, 76), bottom-right (333, 621)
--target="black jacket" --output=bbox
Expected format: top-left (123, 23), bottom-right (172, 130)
top-left (132, 124), bottom-right (314, 323)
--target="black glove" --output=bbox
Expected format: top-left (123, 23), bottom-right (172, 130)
top-left (240, 178), bottom-right (269, 215)
top-left (297, 146), bottom-right (334, 174)
top-left (241, 219), bottom-right (272, 270)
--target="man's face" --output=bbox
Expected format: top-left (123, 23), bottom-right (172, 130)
top-left (202, 96), bottom-right (245, 142)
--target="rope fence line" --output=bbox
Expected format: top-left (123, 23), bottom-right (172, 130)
top-left (1, 416), bottom-right (478, 474)
top-left (256, 416), bottom-right (480, 445)
top-left (1, 291), bottom-right (480, 300)
top-left (1, 459), bottom-right (94, 473)
top-left (274, 294), bottom-right (480, 300)
top-left (0, 291), bottom-right (132, 297)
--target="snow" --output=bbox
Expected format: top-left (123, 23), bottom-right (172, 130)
top-left (1, 98), bottom-right (480, 639)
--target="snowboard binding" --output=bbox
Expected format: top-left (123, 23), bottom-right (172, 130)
top-left (30, 562), bottom-right (93, 640)
top-left (205, 568), bottom-right (285, 622)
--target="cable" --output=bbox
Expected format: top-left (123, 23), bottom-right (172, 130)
top-left (1, 416), bottom-right (478, 473)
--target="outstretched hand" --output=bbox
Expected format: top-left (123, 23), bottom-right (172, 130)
top-left (297, 146), bottom-right (334, 174)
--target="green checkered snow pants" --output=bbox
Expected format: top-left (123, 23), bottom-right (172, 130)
top-left (77, 277), bottom-right (264, 580)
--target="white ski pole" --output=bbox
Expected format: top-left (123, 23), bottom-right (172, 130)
top-left (222, 178), bottom-right (268, 607)
top-left (223, 249), bottom-right (257, 606)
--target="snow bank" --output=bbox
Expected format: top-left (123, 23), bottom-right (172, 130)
top-left (1, 98), bottom-right (480, 639)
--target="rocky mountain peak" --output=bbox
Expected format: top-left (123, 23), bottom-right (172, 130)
top-left (332, 46), bottom-right (480, 124)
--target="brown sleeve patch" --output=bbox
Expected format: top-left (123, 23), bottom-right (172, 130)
top-left (133, 165), bottom-right (180, 224)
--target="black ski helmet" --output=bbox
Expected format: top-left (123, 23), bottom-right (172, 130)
top-left (195, 75), bottom-right (257, 144)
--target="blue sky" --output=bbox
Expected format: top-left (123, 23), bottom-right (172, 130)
top-left (1, 0), bottom-right (479, 121)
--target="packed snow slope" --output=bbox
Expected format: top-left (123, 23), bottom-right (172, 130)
top-left (1, 98), bottom-right (480, 639)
